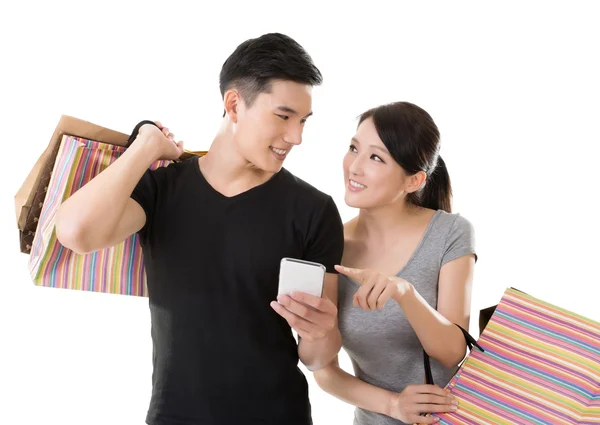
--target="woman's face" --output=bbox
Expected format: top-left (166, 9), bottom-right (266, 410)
top-left (343, 117), bottom-right (416, 210)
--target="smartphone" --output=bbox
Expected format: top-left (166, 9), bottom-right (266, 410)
top-left (278, 257), bottom-right (326, 298)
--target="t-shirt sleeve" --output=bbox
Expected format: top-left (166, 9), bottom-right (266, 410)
top-left (130, 168), bottom-right (161, 241)
top-left (304, 196), bottom-right (345, 274)
top-left (441, 215), bottom-right (477, 266)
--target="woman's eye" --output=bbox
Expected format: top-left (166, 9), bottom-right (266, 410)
top-left (277, 114), bottom-right (289, 121)
top-left (371, 155), bottom-right (383, 163)
top-left (349, 144), bottom-right (358, 153)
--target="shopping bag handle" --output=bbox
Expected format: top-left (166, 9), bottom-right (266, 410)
top-left (423, 324), bottom-right (484, 386)
top-left (125, 120), bottom-right (204, 160)
top-left (126, 120), bottom-right (159, 148)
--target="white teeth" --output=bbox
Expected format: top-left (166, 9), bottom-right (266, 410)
top-left (270, 147), bottom-right (287, 155)
top-left (350, 180), bottom-right (366, 189)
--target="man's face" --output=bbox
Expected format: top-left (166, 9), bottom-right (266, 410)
top-left (233, 80), bottom-right (313, 173)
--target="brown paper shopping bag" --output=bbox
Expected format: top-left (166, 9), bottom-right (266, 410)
top-left (15, 115), bottom-right (204, 254)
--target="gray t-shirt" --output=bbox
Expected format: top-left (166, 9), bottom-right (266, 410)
top-left (337, 210), bottom-right (476, 425)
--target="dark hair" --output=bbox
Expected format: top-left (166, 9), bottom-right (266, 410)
top-left (358, 102), bottom-right (453, 213)
top-left (219, 33), bottom-right (323, 110)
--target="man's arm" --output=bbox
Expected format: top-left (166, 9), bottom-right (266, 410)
top-left (56, 123), bottom-right (183, 254)
top-left (271, 272), bottom-right (341, 371)
top-left (270, 196), bottom-right (344, 370)
top-left (297, 272), bottom-right (342, 370)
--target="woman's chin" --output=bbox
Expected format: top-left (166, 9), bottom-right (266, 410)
top-left (344, 192), bottom-right (368, 209)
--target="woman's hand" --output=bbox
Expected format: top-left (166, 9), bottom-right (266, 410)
top-left (387, 384), bottom-right (458, 424)
top-left (335, 265), bottom-right (411, 311)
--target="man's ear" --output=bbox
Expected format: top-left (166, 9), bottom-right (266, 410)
top-left (223, 89), bottom-right (242, 123)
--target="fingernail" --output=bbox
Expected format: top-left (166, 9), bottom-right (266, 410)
top-left (451, 405), bottom-right (457, 411)
top-left (277, 295), bottom-right (284, 302)
top-left (452, 400), bottom-right (459, 406)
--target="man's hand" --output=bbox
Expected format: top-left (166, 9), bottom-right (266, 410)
top-left (133, 121), bottom-right (184, 161)
top-left (270, 292), bottom-right (337, 342)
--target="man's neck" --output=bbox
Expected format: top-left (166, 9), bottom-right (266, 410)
top-left (198, 129), bottom-right (275, 198)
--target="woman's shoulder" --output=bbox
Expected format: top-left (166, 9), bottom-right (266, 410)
top-left (433, 210), bottom-right (474, 233)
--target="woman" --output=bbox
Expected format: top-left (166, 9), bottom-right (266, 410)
top-left (314, 102), bottom-right (477, 425)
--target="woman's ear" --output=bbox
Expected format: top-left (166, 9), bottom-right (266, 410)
top-left (406, 171), bottom-right (428, 193)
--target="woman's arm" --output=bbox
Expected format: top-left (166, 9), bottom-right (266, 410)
top-left (335, 253), bottom-right (475, 369)
top-left (314, 356), bottom-right (394, 416)
top-left (393, 255), bottom-right (476, 368)
top-left (314, 357), bottom-right (457, 424)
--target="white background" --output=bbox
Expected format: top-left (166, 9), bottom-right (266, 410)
top-left (1, 1), bottom-right (599, 424)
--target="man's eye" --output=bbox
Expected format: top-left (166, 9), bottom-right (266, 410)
top-left (277, 114), bottom-right (289, 121)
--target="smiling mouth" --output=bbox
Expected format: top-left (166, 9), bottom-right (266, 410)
top-left (349, 179), bottom-right (367, 189)
top-left (270, 146), bottom-right (289, 156)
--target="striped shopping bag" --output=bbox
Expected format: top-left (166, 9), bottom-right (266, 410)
top-left (27, 135), bottom-right (171, 297)
top-left (430, 288), bottom-right (600, 425)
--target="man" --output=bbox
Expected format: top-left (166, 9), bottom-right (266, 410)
top-left (56, 33), bottom-right (344, 425)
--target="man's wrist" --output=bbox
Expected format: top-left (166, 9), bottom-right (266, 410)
top-left (129, 135), bottom-right (162, 164)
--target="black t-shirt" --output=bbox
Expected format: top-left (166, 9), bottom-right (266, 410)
top-left (131, 157), bottom-right (344, 425)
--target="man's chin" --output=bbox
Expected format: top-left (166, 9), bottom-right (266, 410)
top-left (247, 158), bottom-right (283, 174)
top-left (263, 164), bottom-right (283, 174)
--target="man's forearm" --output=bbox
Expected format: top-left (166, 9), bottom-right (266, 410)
top-left (298, 327), bottom-right (342, 371)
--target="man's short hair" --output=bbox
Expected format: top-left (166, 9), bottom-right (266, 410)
top-left (219, 33), bottom-right (323, 109)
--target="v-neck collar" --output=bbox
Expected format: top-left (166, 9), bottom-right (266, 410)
top-left (193, 157), bottom-right (283, 201)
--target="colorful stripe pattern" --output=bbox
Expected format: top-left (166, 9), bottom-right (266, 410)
top-left (28, 136), bottom-right (170, 297)
top-left (432, 288), bottom-right (600, 425)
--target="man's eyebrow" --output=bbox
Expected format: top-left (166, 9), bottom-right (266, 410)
top-left (276, 106), bottom-right (313, 118)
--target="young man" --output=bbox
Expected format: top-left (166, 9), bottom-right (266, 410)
top-left (55, 33), bottom-right (344, 425)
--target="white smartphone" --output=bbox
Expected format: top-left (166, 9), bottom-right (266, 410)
top-left (278, 257), bottom-right (326, 298)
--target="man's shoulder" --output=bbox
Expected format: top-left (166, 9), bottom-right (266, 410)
top-left (278, 168), bottom-right (333, 204)
top-left (143, 157), bottom-right (196, 184)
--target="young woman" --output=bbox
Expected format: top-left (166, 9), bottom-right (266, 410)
top-left (314, 102), bottom-right (477, 425)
